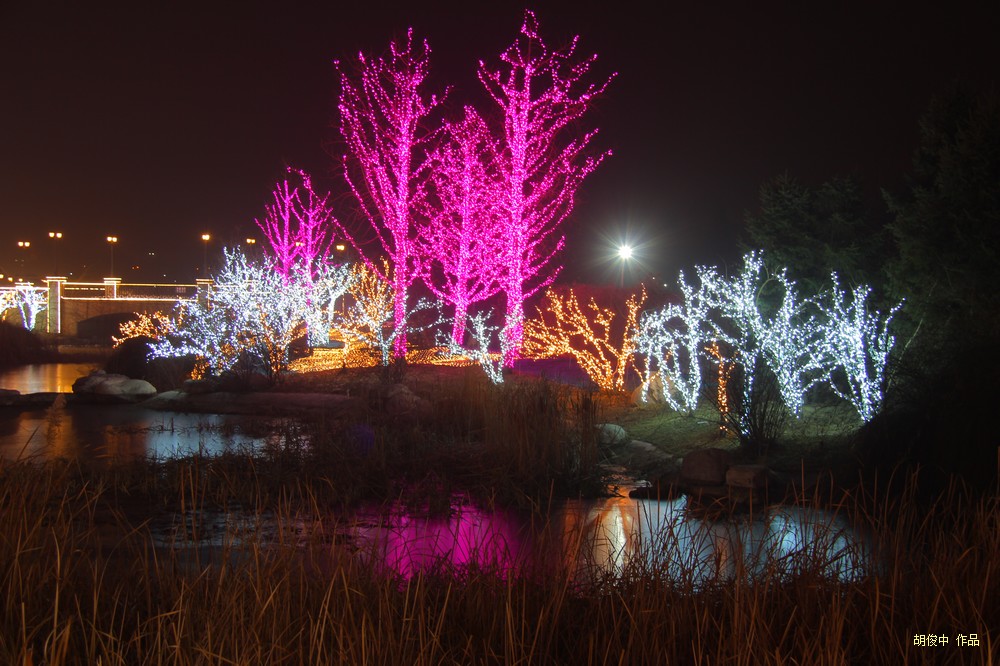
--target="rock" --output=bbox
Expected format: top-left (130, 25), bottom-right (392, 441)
top-left (384, 384), bottom-right (429, 420)
top-left (0, 388), bottom-right (20, 406)
top-left (726, 464), bottom-right (769, 489)
top-left (596, 423), bottom-right (629, 446)
top-left (71, 370), bottom-right (156, 398)
top-left (118, 378), bottom-right (157, 397)
top-left (73, 370), bottom-right (111, 393)
top-left (92, 374), bottom-right (131, 394)
top-left (680, 447), bottom-right (733, 486)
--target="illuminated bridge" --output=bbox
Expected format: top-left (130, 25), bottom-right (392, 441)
top-left (8, 277), bottom-right (213, 338)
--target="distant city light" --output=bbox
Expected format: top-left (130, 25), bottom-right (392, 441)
top-left (48, 231), bottom-right (62, 239)
top-left (17, 241), bottom-right (30, 248)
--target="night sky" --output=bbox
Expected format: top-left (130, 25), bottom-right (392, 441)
top-left (2, 1), bottom-right (997, 285)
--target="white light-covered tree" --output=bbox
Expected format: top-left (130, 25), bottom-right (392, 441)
top-left (149, 249), bottom-right (310, 379)
top-left (4, 285), bottom-right (48, 331)
top-left (699, 252), bottom-right (825, 429)
top-left (296, 261), bottom-right (355, 347)
top-left (817, 274), bottom-right (902, 422)
top-left (439, 309), bottom-right (510, 385)
top-left (635, 271), bottom-right (715, 414)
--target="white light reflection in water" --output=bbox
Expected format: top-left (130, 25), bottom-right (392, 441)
top-left (0, 403), bottom-right (279, 462)
top-left (565, 495), bottom-right (872, 587)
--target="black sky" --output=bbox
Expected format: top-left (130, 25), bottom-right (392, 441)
top-left (1, 1), bottom-right (997, 284)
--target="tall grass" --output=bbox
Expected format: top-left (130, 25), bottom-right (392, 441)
top-left (0, 451), bottom-right (995, 664)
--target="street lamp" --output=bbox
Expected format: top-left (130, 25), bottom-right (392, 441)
top-left (201, 233), bottom-right (211, 276)
top-left (16, 241), bottom-right (31, 281)
top-left (48, 231), bottom-right (63, 275)
top-left (106, 236), bottom-right (118, 277)
top-left (617, 244), bottom-right (633, 288)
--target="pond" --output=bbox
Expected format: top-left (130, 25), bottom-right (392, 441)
top-left (153, 494), bottom-right (873, 589)
top-left (1, 363), bottom-right (874, 587)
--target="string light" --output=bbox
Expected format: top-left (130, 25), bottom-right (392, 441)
top-left (0, 285), bottom-right (46, 330)
top-left (635, 270), bottom-right (715, 414)
top-left (113, 310), bottom-right (176, 347)
top-left (255, 168), bottom-right (337, 279)
top-left (635, 252), bottom-right (902, 433)
top-left (421, 107), bottom-right (505, 344)
top-left (479, 10), bottom-right (614, 365)
top-left (706, 341), bottom-right (734, 431)
top-left (816, 274), bottom-right (901, 422)
top-left (522, 286), bottom-right (645, 392)
top-left (335, 260), bottom-right (440, 367)
top-left (338, 29), bottom-right (443, 360)
top-left (149, 249), bottom-right (314, 378)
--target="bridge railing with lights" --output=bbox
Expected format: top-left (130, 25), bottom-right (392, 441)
top-left (58, 281), bottom-right (200, 301)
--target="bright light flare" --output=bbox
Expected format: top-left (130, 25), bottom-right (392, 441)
top-left (617, 244), bottom-right (633, 260)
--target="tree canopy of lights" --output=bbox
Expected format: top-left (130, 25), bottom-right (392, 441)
top-left (817, 274), bottom-right (902, 422)
top-left (255, 168), bottom-right (338, 279)
top-left (297, 261), bottom-right (355, 347)
top-left (337, 260), bottom-right (439, 367)
top-left (420, 107), bottom-right (506, 344)
top-left (149, 249), bottom-right (310, 380)
top-left (523, 286), bottom-right (645, 393)
top-left (1, 285), bottom-right (47, 331)
top-left (479, 10), bottom-right (613, 366)
top-left (635, 271), bottom-right (715, 414)
top-left (699, 252), bottom-right (826, 430)
top-left (636, 252), bottom-right (903, 440)
top-left (0, 290), bottom-right (19, 324)
top-left (338, 29), bottom-right (443, 360)
top-left (113, 311), bottom-right (176, 347)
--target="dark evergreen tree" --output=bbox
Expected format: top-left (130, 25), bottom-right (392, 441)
top-left (743, 173), bottom-right (887, 295)
top-left (885, 88), bottom-right (1000, 349)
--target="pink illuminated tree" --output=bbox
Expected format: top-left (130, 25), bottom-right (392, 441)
top-left (420, 107), bottom-right (505, 343)
top-left (338, 30), bottom-right (443, 359)
top-left (479, 10), bottom-right (613, 365)
top-left (255, 167), bottom-right (336, 279)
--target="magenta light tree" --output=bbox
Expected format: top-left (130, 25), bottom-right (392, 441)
top-left (420, 107), bottom-right (506, 344)
top-left (338, 30), bottom-right (443, 359)
top-left (255, 167), bottom-right (337, 279)
top-left (479, 10), bottom-right (613, 365)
